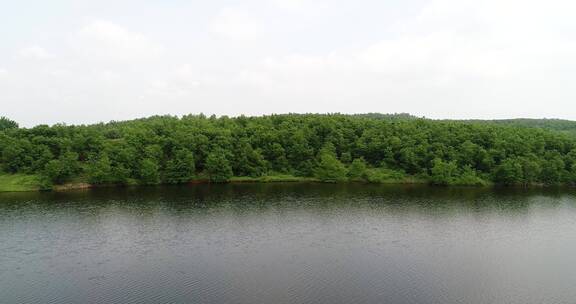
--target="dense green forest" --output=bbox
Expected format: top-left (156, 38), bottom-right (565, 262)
top-left (360, 113), bottom-right (576, 136)
top-left (2, 113), bottom-right (576, 190)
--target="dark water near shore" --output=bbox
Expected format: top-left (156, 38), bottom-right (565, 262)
top-left (2, 184), bottom-right (576, 304)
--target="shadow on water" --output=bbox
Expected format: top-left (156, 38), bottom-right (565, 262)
top-left (1, 183), bottom-right (574, 217)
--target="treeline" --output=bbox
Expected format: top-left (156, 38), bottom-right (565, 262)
top-left (1, 114), bottom-right (576, 187)
top-left (360, 113), bottom-right (576, 136)
top-left (456, 118), bottom-right (576, 137)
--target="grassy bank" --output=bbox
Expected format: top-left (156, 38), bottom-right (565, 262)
top-left (0, 173), bottom-right (518, 193)
top-left (229, 175), bottom-right (319, 183)
top-left (0, 173), bottom-right (433, 193)
top-left (0, 174), bottom-right (45, 192)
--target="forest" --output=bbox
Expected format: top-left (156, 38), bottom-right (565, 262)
top-left (1, 113), bottom-right (576, 190)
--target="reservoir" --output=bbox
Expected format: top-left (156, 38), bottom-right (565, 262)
top-left (1, 183), bottom-right (576, 304)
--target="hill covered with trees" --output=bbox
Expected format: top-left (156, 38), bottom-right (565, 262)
top-left (2, 114), bottom-right (576, 191)
top-left (459, 119), bottom-right (576, 136)
top-left (356, 113), bottom-right (576, 136)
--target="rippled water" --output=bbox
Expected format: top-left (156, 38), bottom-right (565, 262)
top-left (2, 184), bottom-right (576, 303)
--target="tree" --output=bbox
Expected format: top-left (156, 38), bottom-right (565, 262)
top-left (4, 113), bottom-right (576, 187)
top-left (232, 140), bottom-right (267, 177)
top-left (540, 155), bottom-right (565, 184)
top-left (205, 149), bottom-right (233, 182)
top-left (1, 139), bottom-right (32, 173)
top-left (340, 152), bottom-right (352, 164)
top-left (87, 153), bottom-right (130, 184)
top-left (519, 156), bottom-right (542, 185)
top-left (0, 117), bottom-right (18, 131)
top-left (165, 149), bottom-right (195, 184)
top-left (430, 158), bottom-right (458, 185)
top-left (30, 145), bottom-right (54, 172)
top-left (44, 160), bottom-right (67, 184)
top-left (348, 158), bottom-right (368, 181)
top-left (314, 148), bottom-right (347, 182)
top-left (87, 154), bottom-right (113, 184)
top-left (139, 158), bottom-right (160, 184)
top-left (568, 163), bottom-right (576, 184)
top-left (494, 158), bottom-right (523, 185)
top-left (267, 143), bottom-right (289, 173)
top-left (453, 166), bottom-right (487, 186)
top-left (43, 151), bottom-right (79, 184)
top-left (458, 140), bottom-right (480, 167)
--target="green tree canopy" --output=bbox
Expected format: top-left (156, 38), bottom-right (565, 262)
top-left (139, 158), bottom-right (160, 185)
top-left (165, 149), bottom-right (195, 184)
top-left (1, 113), bottom-right (576, 187)
top-left (430, 158), bottom-right (458, 185)
top-left (314, 146), bottom-right (347, 182)
top-left (494, 158), bottom-right (524, 185)
top-left (43, 151), bottom-right (80, 184)
top-left (205, 149), bottom-right (233, 182)
top-left (0, 117), bottom-right (18, 131)
top-left (348, 158), bottom-right (368, 181)
top-left (87, 154), bottom-right (113, 184)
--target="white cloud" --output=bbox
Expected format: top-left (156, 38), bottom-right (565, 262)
top-left (235, 0), bottom-right (576, 118)
top-left (174, 64), bottom-right (195, 79)
top-left (145, 64), bottom-right (201, 98)
top-left (147, 79), bottom-right (198, 97)
top-left (173, 64), bottom-right (202, 86)
top-left (271, 0), bottom-right (307, 10)
top-left (241, 0), bottom-right (576, 86)
top-left (92, 69), bottom-right (122, 83)
top-left (0, 68), bottom-right (7, 77)
top-left (209, 8), bottom-right (262, 40)
top-left (5, 0), bottom-right (576, 126)
top-left (18, 45), bottom-right (51, 59)
top-left (73, 20), bottom-right (163, 61)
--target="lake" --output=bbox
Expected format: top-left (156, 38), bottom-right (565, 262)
top-left (1, 183), bottom-right (576, 304)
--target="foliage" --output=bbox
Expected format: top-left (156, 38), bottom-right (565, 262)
top-left (0, 117), bottom-right (18, 131)
top-left (0, 174), bottom-right (48, 192)
top-left (165, 149), bottom-right (195, 184)
top-left (43, 151), bottom-right (80, 184)
top-left (458, 118), bottom-right (576, 136)
top-left (139, 158), bottom-right (160, 185)
top-left (452, 166), bottom-right (488, 186)
top-left (86, 153), bottom-right (130, 184)
top-left (494, 159), bottom-right (524, 185)
top-left (1, 113), bottom-right (576, 187)
top-left (314, 146), bottom-right (347, 182)
top-left (430, 158), bottom-right (458, 185)
top-left (347, 158), bottom-right (368, 181)
top-left (205, 149), bottom-right (233, 182)
top-left (364, 168), bottom-right (406, 183)
top-left (87, 154), bottom-right (113, 184)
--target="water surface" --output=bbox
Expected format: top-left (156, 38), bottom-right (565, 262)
top-left (1, 184), bottom-right (576, 304)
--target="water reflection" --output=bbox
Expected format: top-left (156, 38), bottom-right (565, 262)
top-left (1, 184), bottom-right (576, 304)
top-left (2, 183), bottom-right (573, 213)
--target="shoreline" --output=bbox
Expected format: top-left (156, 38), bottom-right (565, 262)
top-left (0, 174), bottom-right (432, 193)
top-left (2, 173), bottom-right (574, 194)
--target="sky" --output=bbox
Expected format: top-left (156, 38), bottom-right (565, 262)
top-left (2, 0), bottom-right (576, 126)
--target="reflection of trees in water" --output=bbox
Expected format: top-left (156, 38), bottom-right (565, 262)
top-left (0, 184), bottom-right (575, 219)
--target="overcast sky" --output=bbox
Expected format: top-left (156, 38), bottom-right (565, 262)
top-left (2, 0), bottom-right (576, 126)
